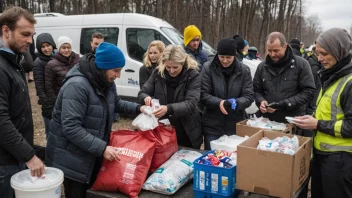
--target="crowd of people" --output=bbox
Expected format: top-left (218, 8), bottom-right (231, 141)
top-left (0, 6), bottom-right (351, 198)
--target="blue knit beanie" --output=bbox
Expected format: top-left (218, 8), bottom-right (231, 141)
top-left (244, 40), bottom-right (249, 46)
top-left (95, 42), bottom-right (125, 70)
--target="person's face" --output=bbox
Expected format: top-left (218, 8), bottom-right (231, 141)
top-left (3, 17), bottom-right (35, 54)
top-left (59, 43), bottom-right (72, 57)
top-left (266, 39), bottom-right (287, 63)
top-left (244, 45), bottom-right (249, 54)
top-left (165, 60), bottom-right (183, 77)
top-left (315, 43), bottom-right (337, 69)
top-left (218, 55), bottom-right (235, 68)
top-left (91, 37), bottom-right (104, 52)
top-left (148, 46), bottom-right (162, 63)
top-left (300, 43), bottom-right (304, 49)
top-left (41, 42), bottom-right (54, 56)
top-left (105, 68), bottom-right (122, 83)
top-left (188, 36), bottom-right (201, 51)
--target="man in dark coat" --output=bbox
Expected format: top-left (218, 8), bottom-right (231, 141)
top-left (306, 46), bottom-right (322, 115)
top-left (183, 25), bottom-right (208, 70)
top-left (46, 42), bottom-right (147, 198)
top-left (289, 38), bottom-right (303, 56)
top-left (253, 32), bottom-right (316, 132)
top-left (0, 7), bottom-right (45, 198)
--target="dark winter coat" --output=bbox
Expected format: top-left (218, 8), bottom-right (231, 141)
top-left (139, 63), bottom-right (157, 89)
top-left (253, 46), bottom-right (316, 123)
top-left (201, 57), bottom-right (254, 135)
top-left (0, 40), bottom-right (35, 166)
top-left (46, 54), bottom-right (141, 183)
top-left (44, 51), bottom-right (79, 115)
top-left (33, 33), bottom-right (56, 118)
top-left (306, 54), bottom-right (322, 115)
top-left (184, 41), bottom-right (208, 71)
top-left (21, 50), bottom-right (33, 73)
top-left (138, 67), bottom-right (203, 149)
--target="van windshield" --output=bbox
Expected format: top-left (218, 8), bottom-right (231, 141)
top-left (161, 27), bottom-right (216, 57)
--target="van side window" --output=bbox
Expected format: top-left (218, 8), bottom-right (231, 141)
top-left (80, 28), bottom-right (119, 54)
top-left (126, 28), bottom-right (170, 62)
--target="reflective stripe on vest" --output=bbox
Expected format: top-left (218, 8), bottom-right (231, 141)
top-left (314, 73), bottom-right (352, 152)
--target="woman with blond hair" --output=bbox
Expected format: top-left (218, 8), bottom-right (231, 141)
top-left (139, 40), bottom-right (165, 88)
top-left (138, 44), bottom-right (202, 149)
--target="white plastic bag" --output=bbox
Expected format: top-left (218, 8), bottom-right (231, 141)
top-left (132, 106), bottom-right (158, 131)
top-left (132, 99), bottom-right (161, 131)
top-left (142, 150), bottom-right (202, 195)
top-left (210, 135), bottom-right (249, 153)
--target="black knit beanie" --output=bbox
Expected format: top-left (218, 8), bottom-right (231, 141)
top-left (289, 38), bottom-right (301, 51)
top-left (217, 38), bottom-right (237, 56)
top-left (233, 35), bottom-right (245, 50)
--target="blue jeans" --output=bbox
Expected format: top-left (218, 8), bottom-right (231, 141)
top-left (204, 134), bottom-right (222, 150)
top-left (43, 116), bottom-right (51, 139)
top-left (0, 164), bottom-right (26, 198)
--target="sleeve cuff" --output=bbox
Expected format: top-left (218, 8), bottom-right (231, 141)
top-left (166, 104), bottom-right (174, 116)
top-left (24, 149), bottom-right (35, 162)
top-left (136, 105), bottom-right (142, 114)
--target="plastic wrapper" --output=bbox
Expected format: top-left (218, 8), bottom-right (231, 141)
top-left (246, 115), bottom-right (286, 131)
top-left (210, 135), bottom-right (249, 153)
top-left (257, 135), bottom-right (299, 155)
top-left (142, 150), bottom-right (202, 195)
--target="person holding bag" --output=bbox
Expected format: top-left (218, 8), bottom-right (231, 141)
top-left (46, 42), bottom-right (147, 198)
top-left (138, 44), bottom-right (202, 149)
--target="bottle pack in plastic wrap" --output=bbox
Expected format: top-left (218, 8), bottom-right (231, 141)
top-left (246, 115), bottom-right (286, 131)
top-left (257, 136), bottom-right (299, 155)
top-left (142, 150), bottom-right (202, 195)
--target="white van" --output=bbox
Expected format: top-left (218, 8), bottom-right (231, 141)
top-left (34, 13), bottom-right (216, 101)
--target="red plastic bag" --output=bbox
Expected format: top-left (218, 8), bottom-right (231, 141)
top-left (149, 124), bottom-right (178, 173)
top-left (91, 130), bottom-right (156, 198)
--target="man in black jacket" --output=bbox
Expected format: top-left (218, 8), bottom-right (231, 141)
top-left (90, 32), bottom-right (104, 54)
top-left (0, 6), bottom-right (45, 198)
top-left (253, 32), bottom-right (316, 134)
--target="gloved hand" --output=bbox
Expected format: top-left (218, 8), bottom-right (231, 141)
top-left (227, 98), bottom-right (237, 110)
top-left (267, 101), bottom-right (286, 109)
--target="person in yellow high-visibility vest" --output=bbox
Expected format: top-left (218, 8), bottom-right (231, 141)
top-left (294, 28), bottom-right (352, 198)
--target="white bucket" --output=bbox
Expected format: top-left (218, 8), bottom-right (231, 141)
top-left (11, 167), bottom-right (64, 198)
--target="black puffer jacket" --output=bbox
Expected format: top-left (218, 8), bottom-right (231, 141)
top-left (139, 63), bottom-right (157, 89)
top-left (138, 67), bottom-right (203, 149)
top-left (253, 46), bottom-right (316, 123)
top-left (201, 57), bottom-right (254, 135)
top-left (307, 54), bottom-right (322, 115)
top-left (45, 51), bottom-right (79, 114)
top-left (46, 54), bottom-right (141, 183)
top-left (0, 40), bottom-right (35, 166)
top-left (33, 33), bottom-right (56, 118)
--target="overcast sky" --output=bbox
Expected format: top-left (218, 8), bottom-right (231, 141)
top-left (305, 0), bottom-right (352, 32)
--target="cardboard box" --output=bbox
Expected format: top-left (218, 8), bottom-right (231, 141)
top-left (236, 131), bottom-right (311, 198)
top-left (236, 119), bottom-right (293, 137)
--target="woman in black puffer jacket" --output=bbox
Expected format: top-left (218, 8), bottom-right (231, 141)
top-left (33, 33), bottom-right (56, 138)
